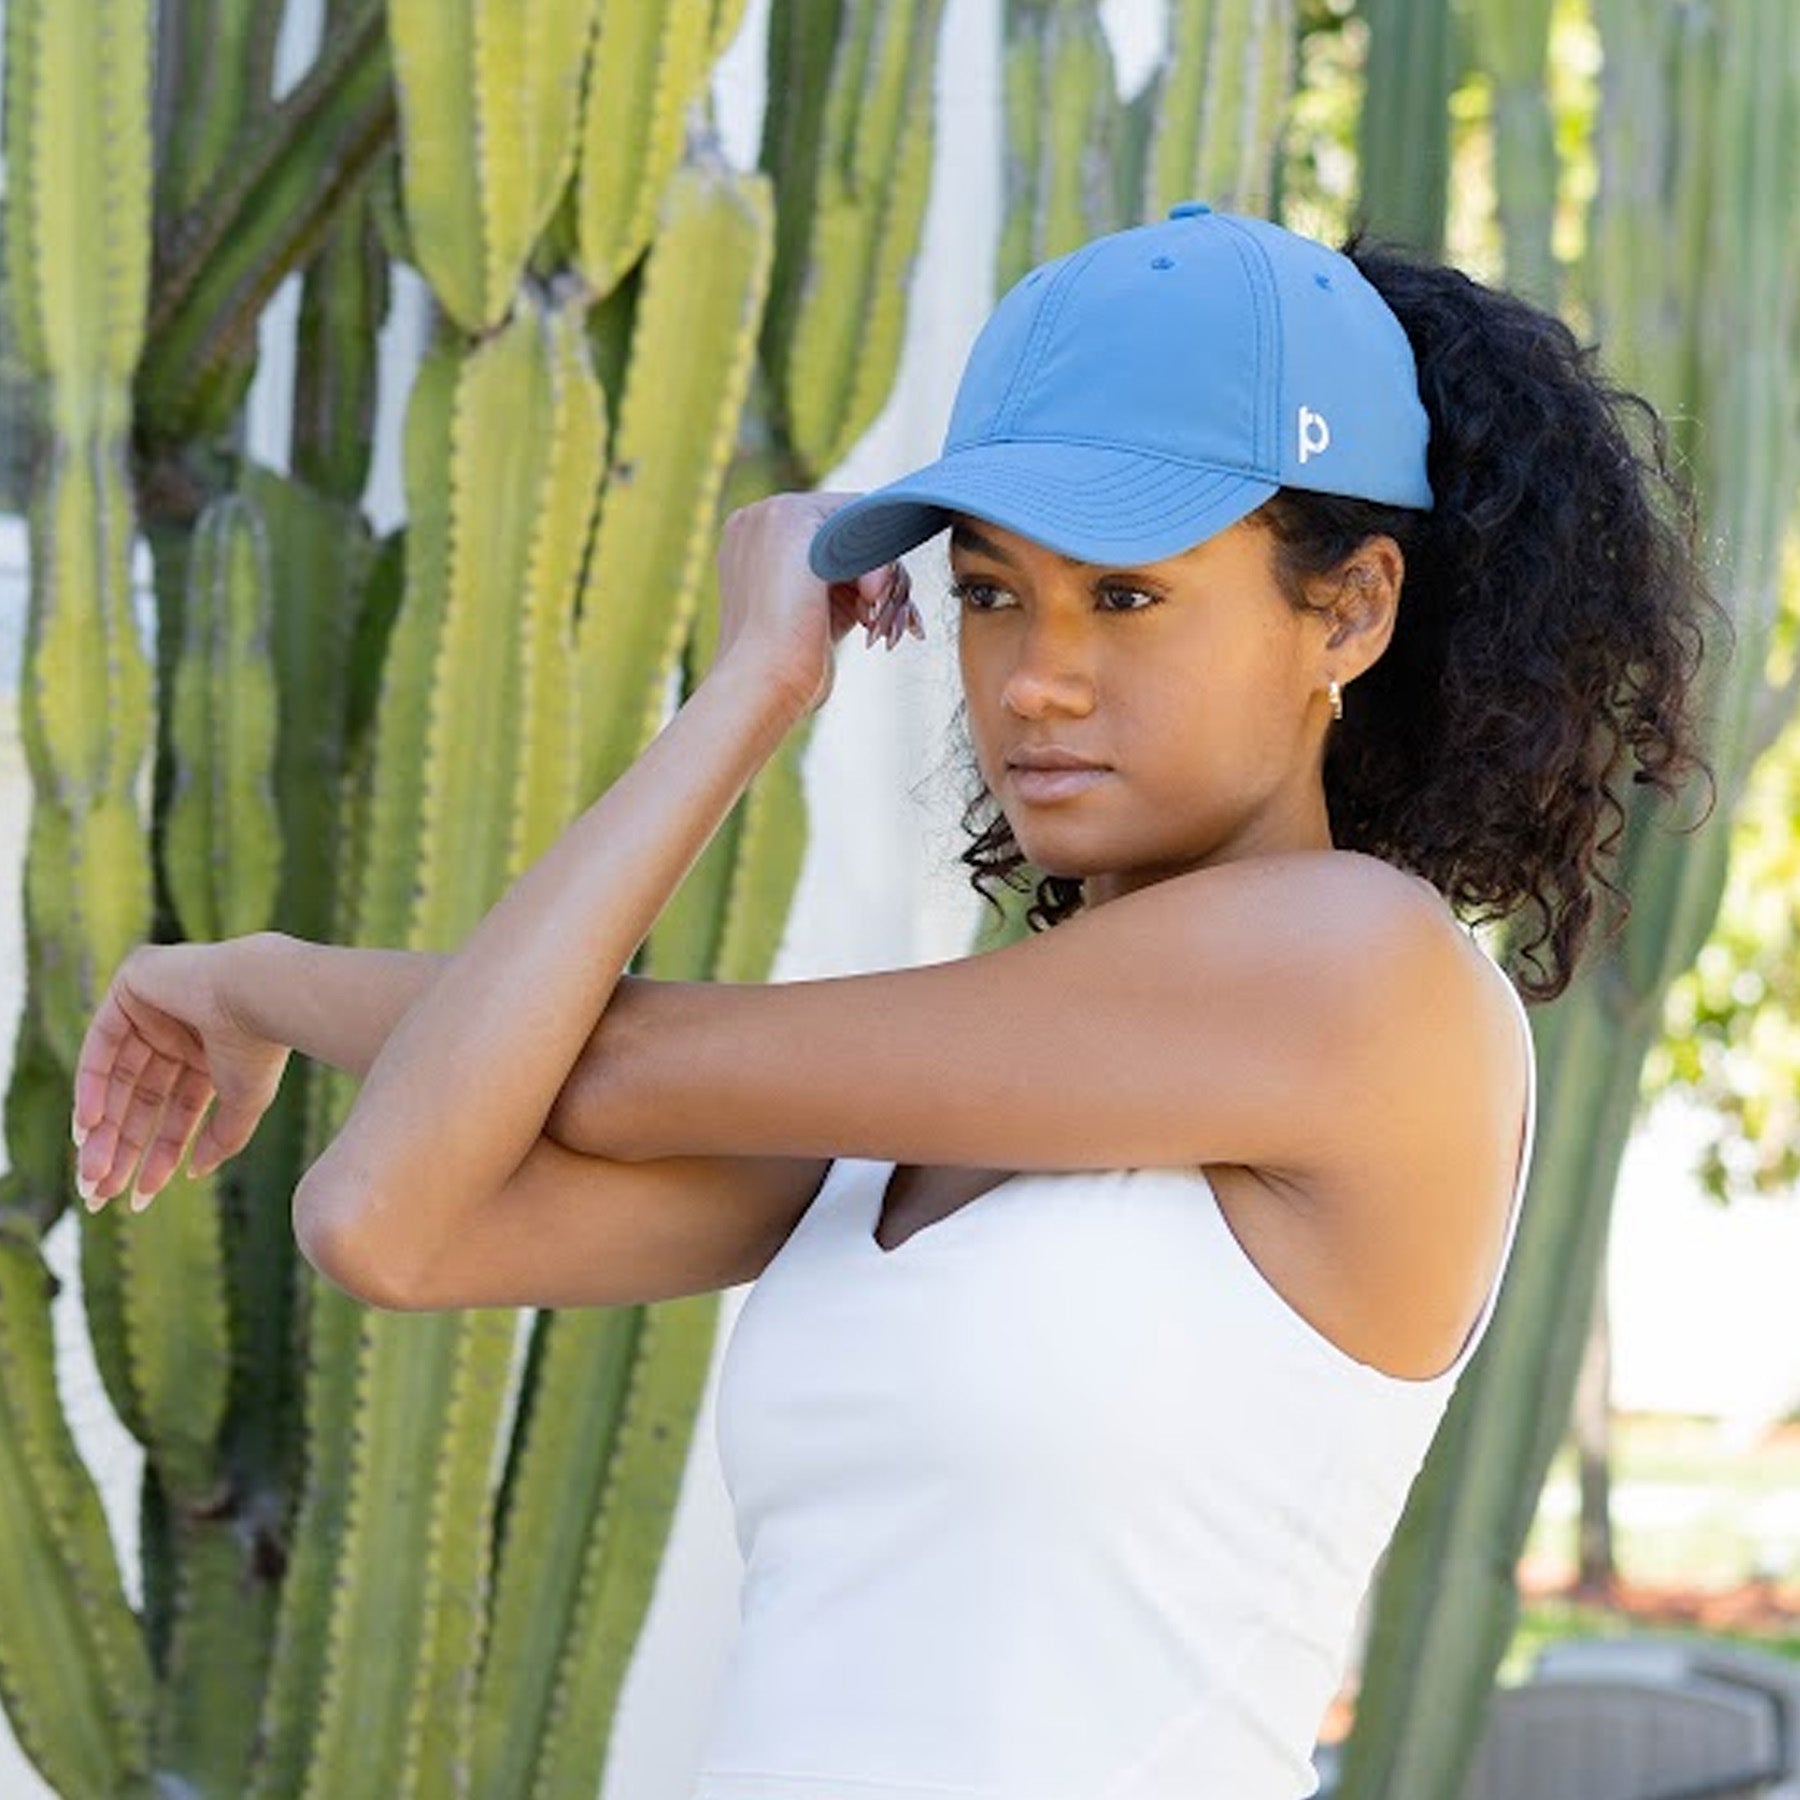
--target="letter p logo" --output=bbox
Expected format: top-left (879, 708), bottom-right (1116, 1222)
top-left (1298, 406), bottom-right (1331, 464)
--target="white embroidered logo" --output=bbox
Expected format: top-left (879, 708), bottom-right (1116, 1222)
top-left (1298, 406), bottom-right (1332, 464)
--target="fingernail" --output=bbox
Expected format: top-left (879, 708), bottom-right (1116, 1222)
top-left (72, 1113), bottom-right (88, 1148)
top-left (130, 1183), bottom-right (153, 1214)
top-left (76, 1170), bottom-right (98, 1206)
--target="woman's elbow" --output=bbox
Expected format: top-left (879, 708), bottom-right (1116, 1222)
top-left (292, 1170), bottom-right (426, 1312)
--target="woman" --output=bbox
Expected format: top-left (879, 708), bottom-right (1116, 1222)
top-left (70, 206), bottom-right (1715, 1798)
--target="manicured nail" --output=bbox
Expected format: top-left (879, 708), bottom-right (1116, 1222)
top-left (130, 1183), bottom-right (154, 1214)
top-left (71, 1112), bottom-right (88, 1148)
top-left (77, 1170), bottom-right (99, 1207)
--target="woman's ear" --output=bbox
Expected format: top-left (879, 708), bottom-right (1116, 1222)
top-left (1319, 535), bottom-right (1404, 681)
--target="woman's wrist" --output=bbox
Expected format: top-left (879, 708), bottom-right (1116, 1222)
top-left (218, 932), bottom-right (452, 1078)
top-left (214, 932), bottom-right (300, 1046)
top-left (705, 642), bottom-right (820, 732)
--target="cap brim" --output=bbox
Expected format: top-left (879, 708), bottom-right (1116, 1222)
top-left (808, 440), bottom-right (1280, 581)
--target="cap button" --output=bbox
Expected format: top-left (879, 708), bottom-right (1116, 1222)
top-left (1168, 200), bottom-right (1213, 219)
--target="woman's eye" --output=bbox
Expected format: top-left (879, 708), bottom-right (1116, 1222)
top-left (949, 579), bottom-right (1012, 611)
top-left (1097, 586), bottom-right (1160, 612)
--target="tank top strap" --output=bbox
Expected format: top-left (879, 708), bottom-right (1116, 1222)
top-left (1437, 942), bottom-right (1537, 1381)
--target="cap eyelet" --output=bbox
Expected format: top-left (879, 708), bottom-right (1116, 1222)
top-left (1151, 255), bottom-right (1174, 271)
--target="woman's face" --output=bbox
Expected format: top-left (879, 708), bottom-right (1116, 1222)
top-left (949, 510), bottom-right (1342, 906)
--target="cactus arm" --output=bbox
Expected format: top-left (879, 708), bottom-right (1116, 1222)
top-left (387, 0), bottom-right (598, 334)
top-left (409, 310), bottom-right (551, 942)
top-left (522, 1295), bottom-right (719, 1800)
top-left (470, 1306), bottom-right (643, 1800)
top-left (756, 0), bottom-right (842, 402)
top-left (1000, 0), bottom-right (1120, 288)
top-left (384, 0), bottom-right (482, 329)
top-left (163, 494), bottom-right (284, 945)
top-left (575, 159), bottom-right (774, 799)
top-left (576, 0), bottom-right (717, 299)
top-left (136, 2), bottom-right (395, 444)
top-left (244, 1236), bottom-right (367, 1800)
top-left (511, 296), bottom-right (608, 874)
top-left (153, 0), bottom-right (286, 225)
top-left (0, 1241), bottom-right (155, 1799)
top-left (1355, 0), bottom-right (1456, 257)
top-left (291, 177), bottom-right (391, 507)
top-left (1466, 0), bottom-right (1558, 304)
top-left (7, 0), bottom-right (159, 1087)
top-left (780, 0), bottom-right (948, 478)
top-left (1150, 0), bottom-right (1295, 219)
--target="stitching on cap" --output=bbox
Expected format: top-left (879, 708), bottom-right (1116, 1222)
top-left (991, 240), bottom-right (1106, 437)
top-left (1215, 217), bottom-right (1279, 476)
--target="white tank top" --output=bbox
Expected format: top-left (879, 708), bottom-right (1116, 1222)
top-left (694, 943), bottom-right (1537, 1800)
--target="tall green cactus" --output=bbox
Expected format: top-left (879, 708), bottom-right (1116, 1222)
top-left (1334, 1), bottom-right (1800, 1794)
top-left (760, 0), bottom-right (947, 479)
top-left (1355, 0), bottom-right (1457, 257)
top-left (1145, 0), bottom-right (1296, 219)
top-left (2, 2), bottom-right (947, 1796)
top-left (999, 0), bottom-right (1120, 288)
top-left (1465, 0), bottom-right (1558, 304)
top-left (6, 0), bottom-right (157, 1077)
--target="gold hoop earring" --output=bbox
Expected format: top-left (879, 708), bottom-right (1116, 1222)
top-left (1327, 677), bottom-right (1344, 721)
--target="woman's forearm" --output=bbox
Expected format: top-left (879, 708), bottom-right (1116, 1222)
top-left (221, 933), bottom-right (453, 1081)
top-left (295, 657), bottom-right (804, 1288)
top-left (224, 933), bottom-right (635, 1144)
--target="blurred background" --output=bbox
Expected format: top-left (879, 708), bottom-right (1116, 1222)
top-left (1, 1), bottom-right (1796, 1797)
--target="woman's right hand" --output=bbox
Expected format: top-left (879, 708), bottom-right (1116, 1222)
top-left (70, 935), bottom-right (291, 1214)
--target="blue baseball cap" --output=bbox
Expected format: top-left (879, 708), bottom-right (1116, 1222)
top-left (808, 203), bottom-right (1434, 583)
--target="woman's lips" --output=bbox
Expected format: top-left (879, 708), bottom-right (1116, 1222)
top-left (1006, 764), bottom-right (1111, 803)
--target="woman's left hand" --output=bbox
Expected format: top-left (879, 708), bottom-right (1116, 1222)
top-left (713, 491), bottom-right (923, 717)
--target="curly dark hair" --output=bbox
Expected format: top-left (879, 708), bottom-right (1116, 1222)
top-left (958, 234), bottom-right (1728, 1002)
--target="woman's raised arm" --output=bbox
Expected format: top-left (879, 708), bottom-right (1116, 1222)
top-left (288, 493), bottom-right (911, 1300)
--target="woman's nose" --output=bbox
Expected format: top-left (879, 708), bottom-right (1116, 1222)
top-left (1000, 618), bottom-right (1097, 719)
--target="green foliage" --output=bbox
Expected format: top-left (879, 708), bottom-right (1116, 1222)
top-left (1647, 550), bottom-right (1800, 1200)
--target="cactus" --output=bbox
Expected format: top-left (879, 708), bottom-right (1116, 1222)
top-left (1355, 0), bottom-right (1457, 257)
top-left (999, 0), bottom-right (1120, 288)
top-left (0, 1240), bottom-right (157, 1799)
top-left (163, 495), bottom-right (285, 944)
top-left (576, 0), bottom-right (717, 300)
top-left (1145, 0), bottom-right (1296, 219)
top-left (1, 1), bottom-right (948, 1795)
top-left (135, 5), bottom-right (396, 442)
top-left (762, 0), bottom-right (947, 479)
top-left (6, 0), bottom-right (158, 1079)
top-left (576, 156), bottom-right (774, 796)
top-left (1465, 0), bottom-right (1558, 304)
top-left (387, 0), bottom-right (600, 335)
